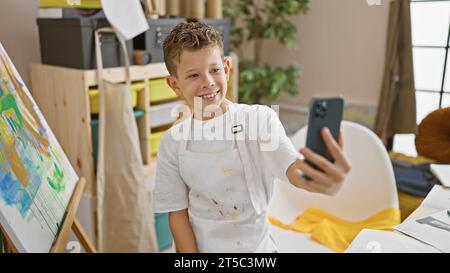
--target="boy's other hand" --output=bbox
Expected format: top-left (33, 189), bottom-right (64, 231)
top-left (286, 128), bottom-right (352, 196)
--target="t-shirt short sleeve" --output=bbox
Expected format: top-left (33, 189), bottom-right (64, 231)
top-left (256, 105), bottom-right (300, 182)
top-left (153, 130), bottom-right (189, 213)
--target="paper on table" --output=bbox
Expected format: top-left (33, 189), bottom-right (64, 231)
top-left (101, 0), bottom-right (149, 41)
top-left (430, 164), bottom-right (450, 188)
top-left (394, 210), bottom-right (450, 253)
top-left (405, 185), bottom-right (450, 222)
top-left (422, 185), bottom-right (450, 210)
top-left (345, 229), bottom-right (441, 253)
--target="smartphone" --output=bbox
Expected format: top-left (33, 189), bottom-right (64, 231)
top-left (304, 97), bottom-right (344, 180)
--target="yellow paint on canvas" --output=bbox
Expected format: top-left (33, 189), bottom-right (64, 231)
top-left (0, 135), bottom-right (29, 187)
top-left (0, 149), bottom-right (7, 172)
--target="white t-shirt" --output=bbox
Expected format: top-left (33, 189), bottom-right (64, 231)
top-left (154, 103), bottom-right (300, 214)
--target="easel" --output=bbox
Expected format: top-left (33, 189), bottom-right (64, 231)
top-left (0, 178), bottom-right (97, 253)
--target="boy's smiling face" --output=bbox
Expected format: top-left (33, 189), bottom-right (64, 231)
top-left (166, 45), bottom-right (231, 120)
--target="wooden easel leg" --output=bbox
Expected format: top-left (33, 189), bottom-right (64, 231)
top-left (72, 218), bottom-right (97, 253)
top-left (6, 240), bottom-right (12, 253)
top-left (0, 227), bottom-right (17, 253)
top-left (0, 230), bottom-right (4, 253)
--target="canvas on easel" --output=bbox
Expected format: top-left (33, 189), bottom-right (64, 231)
top-left (0, 42), bottom-right (91, 252)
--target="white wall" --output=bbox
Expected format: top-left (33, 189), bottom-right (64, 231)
top-left (257, 0), bottom-right (392, 133)
top-left (0, 0), bottom-right (41, 86)
top-left (265, 0), bottom-right (391, 106)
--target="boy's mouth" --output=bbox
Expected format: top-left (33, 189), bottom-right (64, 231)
top-left (197, 90), bottom-right (220, 100)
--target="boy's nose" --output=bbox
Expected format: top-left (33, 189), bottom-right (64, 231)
top-left (202, 74), bottom-right (215, 89)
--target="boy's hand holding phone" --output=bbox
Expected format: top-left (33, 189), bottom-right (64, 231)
top-left (287, 128), bottom-right (352, 196)
top-left (286, 97), bottom-right (352, 196)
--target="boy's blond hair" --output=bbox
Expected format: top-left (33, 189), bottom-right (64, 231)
top-left (163, 21), bottom-right (224, 77)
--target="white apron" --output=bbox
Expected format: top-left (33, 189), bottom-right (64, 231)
top-left (177, 103), bottom-right (277, 253)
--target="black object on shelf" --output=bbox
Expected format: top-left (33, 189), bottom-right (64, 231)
top-left (134, 18), bottom-right (185, 64)
top-left (37, 18), bottom-right (133, 69)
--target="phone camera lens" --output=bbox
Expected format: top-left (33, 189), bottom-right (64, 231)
top-left (316, 104), bottom-right (326, 118)
top-left (315, 104), bottom-right (322, 117)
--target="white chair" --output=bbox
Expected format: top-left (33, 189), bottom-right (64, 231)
top-left (269, 121), bottom-right (399, 252)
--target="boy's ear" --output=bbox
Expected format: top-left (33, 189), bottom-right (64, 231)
top-left (223, 57), bottom-right (231, 81)
top-left (166, 76), bottom-right (182, 97)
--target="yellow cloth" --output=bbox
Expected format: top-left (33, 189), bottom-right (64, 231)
top-left (388, 151), bottom-right (435, 164)
top-left (398, 190), bottom-right (424, 221)
top-left (269, 207), bottom-right (400, 253)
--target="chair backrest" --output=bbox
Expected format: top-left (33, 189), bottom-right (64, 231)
top-left (269, 121), bottom-right (399, 223)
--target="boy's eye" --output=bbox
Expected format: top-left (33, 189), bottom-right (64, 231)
top-left (188, 74), bottom-right (199, 79)
top-left (212, 68), bottom-right (221, 73)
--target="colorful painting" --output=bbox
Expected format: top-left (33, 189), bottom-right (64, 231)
top-left (0, 43), bottom-right (78, 252)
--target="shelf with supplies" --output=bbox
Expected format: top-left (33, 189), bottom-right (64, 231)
top-left (29, 52), bottom-right (239, 197)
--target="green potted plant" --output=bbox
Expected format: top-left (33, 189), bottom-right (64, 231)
top-left (224, 0), bottom-right (310, 104)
